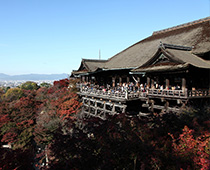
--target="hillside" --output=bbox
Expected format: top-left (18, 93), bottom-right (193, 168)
top-left (0, 73), bottom-right (68, 80)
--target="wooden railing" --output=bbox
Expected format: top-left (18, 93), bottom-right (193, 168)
top-left (188, 89), bottom-right (210, 98)
top-left (78, 84), bottom-right (210, 100)
top-left (79, 88), bottom-right (127, 99)
top-left (148, 89), bottom-right (188, 99)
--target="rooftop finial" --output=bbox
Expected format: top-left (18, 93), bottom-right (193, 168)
top-left (99, 49), bottom-right (101, 60)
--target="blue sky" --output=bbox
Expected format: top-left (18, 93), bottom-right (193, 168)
top-left (0, 0), bottom-right (209, 75)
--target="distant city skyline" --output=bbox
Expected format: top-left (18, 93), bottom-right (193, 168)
top-left (0, 0), bottom-right (209, 75)
top-left (0, 80), bottom-right (54, 88)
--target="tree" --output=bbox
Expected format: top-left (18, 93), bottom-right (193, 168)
top-left (40, 82), bottom-right (52, 88)
top-left (33, 79), bottom-right (81, 168)
top-left (0, 92), bottom-right (40, 169)
top-left (0, 88), bottom-right (4, 102)
top-left (3, 77), bottom-right (210, 169)
top-left (2, 87), bottom-right (23, 101)
top-left (21, 81), bottom-right (39, 91)
top-left (0, 148), bottom-right (34, 170)
top-left (53, 79), bottom-right (69, 88)
top-left (169, 126), bottom-right (210, 169)
top-left (1, 95), bottom-right (40, 150)
top-left (47, 114), bottom-right (153, 169)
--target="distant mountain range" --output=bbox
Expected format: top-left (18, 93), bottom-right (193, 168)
top-left (0, 73), bottom-right (69, 81)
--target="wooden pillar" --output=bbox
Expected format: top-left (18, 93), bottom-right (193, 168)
top-left (112, 104), bottom-right (115, 113)
top-left (166, 79), bottom-right (169, 89)
top-left (127, 76), bottom-right (130, 83)
top-left (147, 77), bottom-right (150, 88)
top-left (85, 76), bottom-right (89, 82)
top-left (81, 98), bottom-right (85, 118)
top-left (137, 77), bottom-right (140, 83)
top-left (151, 100), bottom-right (154, 112)
top-left (182, 78), bottom-right (186, 91)
top-left (103, 103), bottom-right (106, 119)
top-left (125, 91), bottom-right (128, 99)
top-left (151, 79), bottom-right (155, 89)
top-left (136, 77), bottom-right (140, 90)
top-left (112, 77), bottom-right (116, 87)
top-left (119, 77), bottom-right (122, 86)
top-left (94, 100), bottom-right (97, 116)
top-left (82, 76), bottom-right (85, 83)
top-left (165, 101), bottom-right (169, 112)
top-left (122, 105), bottom-right (127, 113)
top-left (90, 76), bottom-right (93, 84)
top-left (88, 98), bottom-right (91, 114)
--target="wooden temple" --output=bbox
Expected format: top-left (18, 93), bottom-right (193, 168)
top-left (71, 17), bottom-right (210, 119)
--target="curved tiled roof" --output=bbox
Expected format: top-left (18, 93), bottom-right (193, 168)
top-left (73, 59), bottom-right (107, 75)
top-left (104, 17), bottom-right (210, 70)
top-left (82, 59), bottom-right (107, 72)
top-left (165, 48), bottom-right (210, 69)
top-left (73, 17), bottom-right (210, 75)
top-left (133, 47), bottom-right (210, 73)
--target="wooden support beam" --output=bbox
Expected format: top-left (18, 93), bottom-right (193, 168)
top-left (165, 101), bottom-right (169, 112)
top-left (86, 76), bottom-right (89, 82)
top-left (88, 98), bottom-right (91, 115)
top-left (119, 77), bottom-right (122, 86)
top-left (112, 103), bottom-right (115, 114)
top-left (122, 105), bottom-right (127, 113)
top-left (151, 79), bottom-right (155, 89)
top-left (147, 77), bottom-right (150, 88)
top-left (81, 96), bottom-right (127, 119)
top-left (112, 77), bottom-right (116, 87)
top-left (137, 77), bottom-right (140, 83)
top-left (182, 78), bottom-right (186, 91)
top-left (82, 76), bottom-right (85, 83)
top-left (166, 79), bottom-right (169, 89)
top-left (94, 100), bottom-right (97, 116)
top-left (127, 76), bottom-right (130, 83)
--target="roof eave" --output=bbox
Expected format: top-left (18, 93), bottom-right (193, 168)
top-left (102, 67), bottom-right (135, 71)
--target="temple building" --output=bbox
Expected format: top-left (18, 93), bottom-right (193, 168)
top-left (72, 17), bottom-right (210, 119)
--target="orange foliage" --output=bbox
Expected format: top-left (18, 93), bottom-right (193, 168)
top-left (56, 93), bottom-right (82, 120)
top-left (169, 126), bottom-right (210, 170)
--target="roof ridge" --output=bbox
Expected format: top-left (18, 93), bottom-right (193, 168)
top-left (153, 16), bottom-right (210, 35)
top-left (82, 58), bottom-right (107, 62)
top-left (161, 43), bottom-right (192, 51)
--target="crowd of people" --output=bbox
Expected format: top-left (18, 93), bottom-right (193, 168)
top-left (79, 81), bottom-right (183, 95)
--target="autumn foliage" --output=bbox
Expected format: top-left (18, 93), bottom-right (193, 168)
top-left (0, 79), bottom-right (81, 169)
top-left (0, 79), bottom-right (210, 170)
top-left (169, 126), bottom-right (210, 169)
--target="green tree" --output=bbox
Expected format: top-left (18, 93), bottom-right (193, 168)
top-left (40, 82), bottom-right (52, 88)
top-left (21, 81), bottom-right (39, 90)
top-left (3, 87), bottom-right (23, 101)
top-left (0, 88), bottom-right (4, 101)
